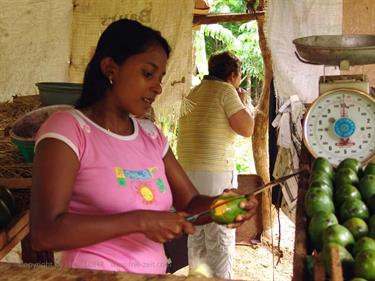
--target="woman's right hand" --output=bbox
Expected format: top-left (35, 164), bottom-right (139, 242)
top-left (137, 211), bottom-right (195, 243)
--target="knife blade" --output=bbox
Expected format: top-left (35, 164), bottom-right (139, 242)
top-left (186, 167), bottom-right (308, 223)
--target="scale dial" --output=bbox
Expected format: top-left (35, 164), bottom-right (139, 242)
top-left (303, 88), bottom-right (375, 166)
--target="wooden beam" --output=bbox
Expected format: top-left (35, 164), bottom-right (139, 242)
top-left (193, 11), bottom-right (265, 25)
top-left (0, 178), bottom-right (32, 189)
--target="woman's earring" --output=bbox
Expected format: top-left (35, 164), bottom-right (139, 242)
top-left (109, 77), bottom-right (113, 85)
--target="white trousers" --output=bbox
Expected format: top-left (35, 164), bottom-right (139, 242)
top-left (186, 170), bottom-right (237, 279)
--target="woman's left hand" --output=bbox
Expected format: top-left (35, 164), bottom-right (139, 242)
top-left (221, 188), bottom-right (258, 228)
top-left (227, 194), bottom-right (258, 228)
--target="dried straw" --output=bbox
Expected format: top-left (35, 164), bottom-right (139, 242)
top-left (0, 95), bottom-right (40, 178)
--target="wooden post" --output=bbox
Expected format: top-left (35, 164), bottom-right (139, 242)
top-left (252, 7), bottom-right (274, 238)
top-left (330, 246), bottom-right (344, 281)
top-left (313, 252), bottom-right (326, 281)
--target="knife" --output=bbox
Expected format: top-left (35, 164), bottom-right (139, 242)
top-left (186, 167), bottom-right (308, 223)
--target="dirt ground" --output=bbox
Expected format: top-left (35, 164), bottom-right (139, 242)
top-left (234, 209), bottom-right (295, 281)
top-left (1, 210), bottom-right (295, 281)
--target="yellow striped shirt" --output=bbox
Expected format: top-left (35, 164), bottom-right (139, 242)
top-left (177, 79), bottom-right (245, 172)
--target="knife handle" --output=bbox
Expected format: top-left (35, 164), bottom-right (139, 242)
top-left (186, 214), bottom-right (200, 223)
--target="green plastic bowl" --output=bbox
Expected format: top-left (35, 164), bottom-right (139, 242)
top-left (10, 105), bottom-right (72, 162)
top-left (36, 82), bottom-right (82, 106)
top-left (11, 137), bottom-right (35, 162)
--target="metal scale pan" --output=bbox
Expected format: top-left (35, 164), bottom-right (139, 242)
top-left (293, 35), bottom-right (375, 69)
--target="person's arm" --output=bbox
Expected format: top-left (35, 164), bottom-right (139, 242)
top-left (163, 149), bottom-right (258, 225)
top-left (225, 87), bottom-right (254, 137)
top-left (228, 108), bottom-right (254, 137)
top-left (31, 138), bottom-right (194, 251)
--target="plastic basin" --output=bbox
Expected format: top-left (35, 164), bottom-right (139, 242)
top-left (36, 82), bottom-right (82, 106)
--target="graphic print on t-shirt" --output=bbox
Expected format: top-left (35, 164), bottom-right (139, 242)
top-left (137, 184), bottom-right (156, 204)
top-left (114, 166), bottom-right (168, 204)
top-left (156, 178), bottom-right (166, 193)
top-left (114, 166), bottom-right (158, 186)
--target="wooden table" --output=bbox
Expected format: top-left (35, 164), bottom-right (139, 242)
top-left (0, 262), bottom-right (232, 281)
top-left (291, 144), bottom-right (312, 281)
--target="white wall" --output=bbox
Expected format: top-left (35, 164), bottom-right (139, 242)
top-left (0, 0), bottom-right (72, 101)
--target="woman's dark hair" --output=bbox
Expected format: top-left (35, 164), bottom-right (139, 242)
top-left (76, 19), bottom-right (171, 109)
top-left (208, 51), bottom-right (241, 81)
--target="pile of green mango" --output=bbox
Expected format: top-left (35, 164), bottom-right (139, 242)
top-left (305, 157), bottom-right (375, 280)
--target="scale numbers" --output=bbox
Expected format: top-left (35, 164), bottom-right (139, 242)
top-left (304, 89), bottom-right (375, 166)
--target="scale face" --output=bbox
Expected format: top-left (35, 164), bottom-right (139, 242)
top-left (303, 88), bottom-right (375, 166)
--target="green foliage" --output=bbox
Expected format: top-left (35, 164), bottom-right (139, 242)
top-left (212, 0), bottom-right (246, 14)
top-left (193, 29), bottom-right (208, 81)
top-left (194, 1), bottom-right (264, 97)
top-left (210, 0), bottom-right (247, 37)
top-left (234, 137), bottom-right (256, 174)
top-left (237, 21), bottom-right (263, 79)
top-left (203, 24), bottom-right (238, 48)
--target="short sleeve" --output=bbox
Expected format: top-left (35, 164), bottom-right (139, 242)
top-left (135, 118), bottom-right (169, 158)
top-left (35, 111), bottom-right (85, 160)
top-left (222, 85), bottom-right (246, 118)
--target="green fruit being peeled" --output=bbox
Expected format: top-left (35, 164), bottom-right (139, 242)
top-left (210, 195), bottom-right (247, 225)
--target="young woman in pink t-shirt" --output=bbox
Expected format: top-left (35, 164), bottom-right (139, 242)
top-left (30, 19), bottom-right (258, 275)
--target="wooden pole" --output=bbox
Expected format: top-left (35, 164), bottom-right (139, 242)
top-left (193, 11), bottom-right (265, 25)
top-left (252, 9), bottom-right (274, 238)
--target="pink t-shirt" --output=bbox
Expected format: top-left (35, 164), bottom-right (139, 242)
top-left (35, 109), bottom-right (172, 274)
